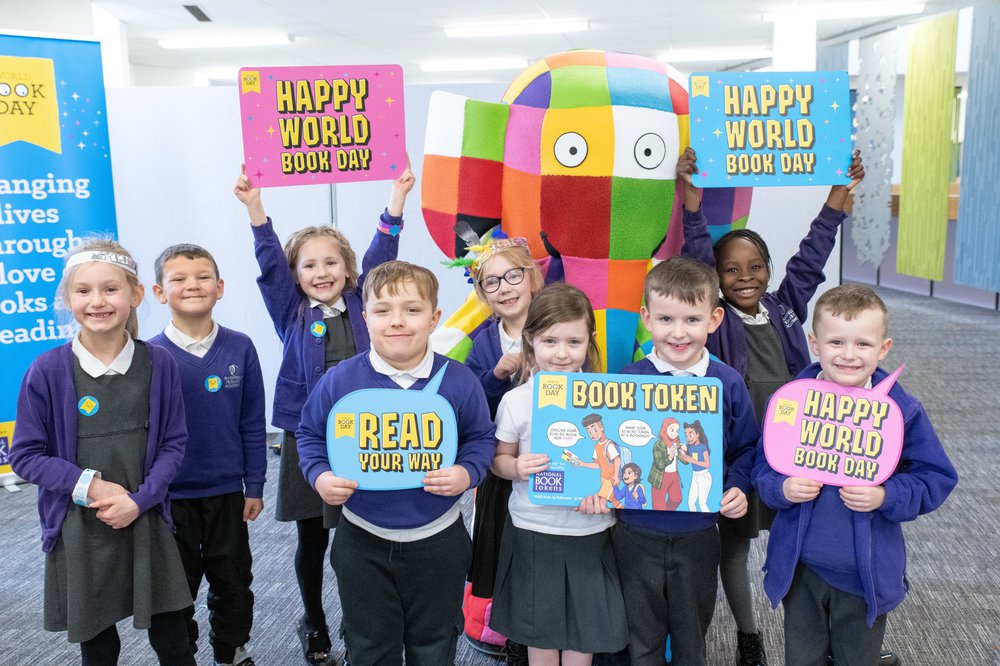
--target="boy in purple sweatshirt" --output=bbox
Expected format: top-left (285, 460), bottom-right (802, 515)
top-left (150, 244), bottom-right (266, 666)
top-left (296, 261), bottom-right (496, 665)
top-left (617, 257), bottom-right (759, 666)
top-left (753, 284), bottom-right (957, 665)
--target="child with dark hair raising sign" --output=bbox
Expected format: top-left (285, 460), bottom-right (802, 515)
top-left (678, 146), bottom-right (866, 665)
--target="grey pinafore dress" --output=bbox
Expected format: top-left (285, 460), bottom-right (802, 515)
top-left (275, 314), bottom-right (355, 525)
top-left (723, 321), bottom-right (788, 537)
top-left (44, 343), bottom-right (192, 642)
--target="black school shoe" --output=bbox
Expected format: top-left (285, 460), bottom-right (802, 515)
top-left (737, 630), bottom-right (768, 666)
top-left (297, 617), bottom-right (333, 666)
top-left (504, 639), bottom-right (530, 666)
top-left (827, 649), bottom-right (900, 665)
top-left (879, 649), bottom-right (901, 665)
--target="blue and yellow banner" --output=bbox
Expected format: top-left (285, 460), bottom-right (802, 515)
top-left (0, 33), bottom-right (118, 476)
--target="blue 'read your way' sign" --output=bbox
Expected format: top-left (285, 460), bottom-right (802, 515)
top-left (325, 365), bottom-right (458, 490)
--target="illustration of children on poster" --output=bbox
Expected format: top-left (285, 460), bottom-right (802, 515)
top-left (649, 417), bottom-right (684, 510)
top-left (572, 413), bottom-right (625, 508)
top-left (681, 420), bottom-right (712, 511)
top-left (613, 463), bottom-right (647, 509)
top-left (530, 372), bottom-right (723, 511)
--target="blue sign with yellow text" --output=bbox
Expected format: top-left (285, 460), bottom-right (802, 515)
top-left (325, 365), bottom-right (458, 490)
top-left (688, 71), bottom-right (852, 188)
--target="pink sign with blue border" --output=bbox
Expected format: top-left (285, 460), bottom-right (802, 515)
top-left (238, 64), bottom-right (406, 188)
top-left (762, 366), bottom-right (905, 487)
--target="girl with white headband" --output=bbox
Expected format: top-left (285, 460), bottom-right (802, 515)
top-left (11, 238), bottom-right (195, 665)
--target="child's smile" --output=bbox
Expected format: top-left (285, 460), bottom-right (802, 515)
top-left (295, 237), bottom-right (348, 306)
top-left (640, 293), bottom-right (723, 371)
top-left (717, 237), bottom-right (770, 316)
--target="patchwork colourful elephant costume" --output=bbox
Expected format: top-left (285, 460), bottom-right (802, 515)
top-left (423, 49), bottom-right (751, 372)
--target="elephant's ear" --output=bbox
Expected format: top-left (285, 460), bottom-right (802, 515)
top-left (422, 91), bottom-right (510, 259)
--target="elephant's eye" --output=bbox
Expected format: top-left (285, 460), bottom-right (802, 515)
top-left (554, 132), bottom-right (588, 168)
top-left (634, 133), bottom-right (666, 170)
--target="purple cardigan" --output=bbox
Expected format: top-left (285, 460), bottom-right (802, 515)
top-left (10, 341), bottom-right (188, 553)
top-left (753, 363), bottom-right (958, 626)
top-left (681, 204), bottom-right (846, 378)
top-left (252, 211), bottom-right (401, 432)
top-left (465, 321), bottom-right (515, 419)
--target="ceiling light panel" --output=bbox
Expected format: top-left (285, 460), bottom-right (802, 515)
top-left (444, 20), bottom-right (588, 38)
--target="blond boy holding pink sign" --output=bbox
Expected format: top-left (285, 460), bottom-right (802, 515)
top-left (753, 284), bottom-right (957, 666)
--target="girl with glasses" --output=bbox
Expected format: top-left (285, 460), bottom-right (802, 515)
top-left (463, 237), bottom-right (544, 662)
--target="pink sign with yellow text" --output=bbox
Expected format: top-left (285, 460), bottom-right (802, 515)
top-left (762, 367), bottom-right (905, 487)
top-left (238, 64), bottom-right (405, 188)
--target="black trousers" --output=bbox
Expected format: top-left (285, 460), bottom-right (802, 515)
top-left (783, 564), bottom-right (887, 666)
top-left (80, 610), bottom-right (195, 665)
top-left (613, 523), bottom-right (721, 666)
top-left (331, 515), bottom-right (471, 666)
top-left (171, 492), bottom-right (254, 664)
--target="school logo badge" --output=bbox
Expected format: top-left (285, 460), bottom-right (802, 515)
top-left (224, 364), bottom-right (243, 389)
top-left (0, 55), bottom-right (61, 153)
top-left (310, 321), bottom-right (327, 337)
top-left (205, 375), bottom-right (222, 392)
top-left (78, 396), bottom-right (99, 416)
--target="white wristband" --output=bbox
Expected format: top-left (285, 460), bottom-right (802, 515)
top-left (72, 469), bottom-right (101, 506)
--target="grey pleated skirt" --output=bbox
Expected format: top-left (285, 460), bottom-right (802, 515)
top-left (489, 517), bottom-right (628, 654)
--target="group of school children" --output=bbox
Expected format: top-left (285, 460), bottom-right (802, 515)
top-left (10, 146), bottom-right (957, 666)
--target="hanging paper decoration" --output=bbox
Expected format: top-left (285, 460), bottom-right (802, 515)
top-left (897, 14), bottom-right (958, 281)
top-left (954, 3), bottom-right (1000, 292)
top-left (852, 31), bottom-right (898, 269)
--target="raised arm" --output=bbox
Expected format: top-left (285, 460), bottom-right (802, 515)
top-left (776, 150), bottom-right (864, 320)
top-left (677, 148), bottom-right (716, 266)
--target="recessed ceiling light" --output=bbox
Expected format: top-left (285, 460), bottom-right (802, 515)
top-left (763, 3), bottom-right (924, 21)
top-left (444, 20), bottom-right (589, 38)
top-left (659, 47), bottom-right (773, 63)
top-left (158, 34), bottom-right (291, 49)
top-left (420, 58), bottom-right (529, 73)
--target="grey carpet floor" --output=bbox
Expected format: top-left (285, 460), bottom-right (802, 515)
top-left (1, 286), bottom-right (998, 665)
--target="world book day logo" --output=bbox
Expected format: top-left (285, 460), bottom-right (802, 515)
top-left (0, 55), bottom-right (61, 153)
top-left (762, 366), bottom-right (906, 486)
top-left (325, 365), bottom-right (457, 490)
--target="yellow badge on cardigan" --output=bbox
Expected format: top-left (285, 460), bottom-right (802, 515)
top-left (310, 321), bottom-right (327, 337)
top-left (78, 396), bottom-right (99, 416)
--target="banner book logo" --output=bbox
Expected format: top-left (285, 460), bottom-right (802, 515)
top-left (0, 55), bottom-right (61, 153)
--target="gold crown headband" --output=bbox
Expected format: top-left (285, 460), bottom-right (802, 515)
top-left (469, 237), bottom-right (530, 278)
top-left (65, 250), bottom-right (139, 275)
